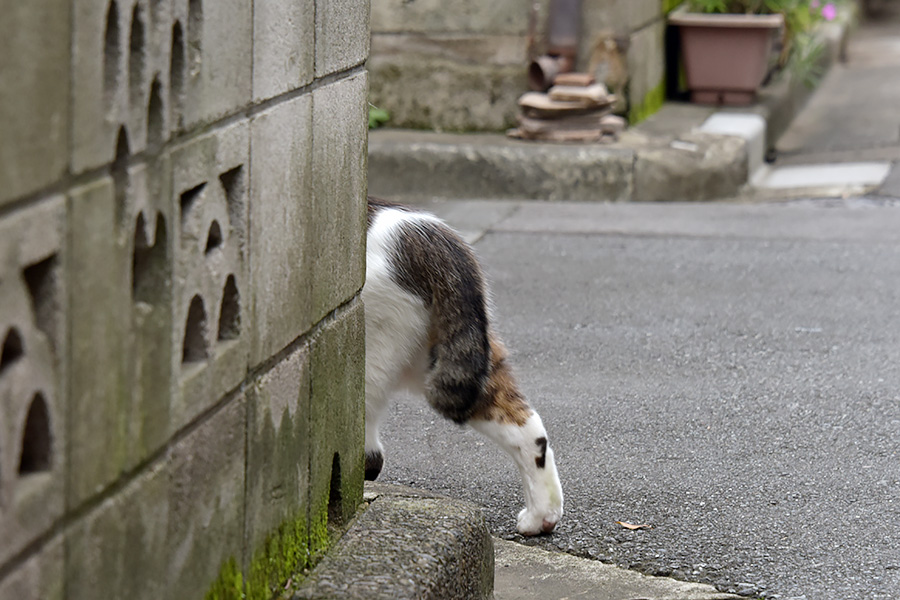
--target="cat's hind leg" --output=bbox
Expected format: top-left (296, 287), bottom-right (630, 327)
top-left (364, 386), bottom-right (389, 480)
top-left (468, 338), bottom-right (564, 536)
top-left (469, 412), bottom-right (563, 535)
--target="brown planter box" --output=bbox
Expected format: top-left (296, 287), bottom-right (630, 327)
top-left (669, 11), bottom-right (784, 105)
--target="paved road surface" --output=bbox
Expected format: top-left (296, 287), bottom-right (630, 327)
top-left (378, 198), bottom-right (900, 599)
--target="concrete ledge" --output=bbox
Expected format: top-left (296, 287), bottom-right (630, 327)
top-left (368, 16), bottom-right (854, 204)
top-left (291, 483), bottom-right (493, 600)
top-left (368, 130), bottom-right (635, 202)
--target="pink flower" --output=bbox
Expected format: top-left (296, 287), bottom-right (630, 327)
top-left (811, 0), bottom-right (820, 7)
top-left (822, 2), bottom-right (837, 20)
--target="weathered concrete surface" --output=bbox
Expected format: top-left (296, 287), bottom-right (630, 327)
top-left (369, 130), bottom-right (636, 202)
top-left (368, 16), bottom-right (855, 203)
top-left (494, 538), bottom-right (739, 600)
top-left (292, 483), bottom-right (494, 600)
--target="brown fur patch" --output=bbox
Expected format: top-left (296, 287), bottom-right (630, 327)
top-left (471, 337), bottom-right (533, 426)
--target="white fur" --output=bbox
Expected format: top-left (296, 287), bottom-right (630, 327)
top-left (470, 413), bottom-right (564, 535)
top-left (364, 206), bottom-right (564, 535)
top-left (363, 209), bottom-right (433, 458)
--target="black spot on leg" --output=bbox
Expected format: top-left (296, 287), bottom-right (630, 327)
top-left (535, 437), bottom-right (547, 469)
top-left (365, 450), bottom-right (384, 481)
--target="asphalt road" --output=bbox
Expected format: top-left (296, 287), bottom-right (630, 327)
top-left (377, 198), bottom-right (900, 600)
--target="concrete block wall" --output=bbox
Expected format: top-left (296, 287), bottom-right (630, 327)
top-left (0, 1), bottom-right (369, 598)
top-left (369, 0), bottom-right (669, 130)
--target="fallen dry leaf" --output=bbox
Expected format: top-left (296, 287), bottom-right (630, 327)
top-left (616, 521), bottom-right (652, 530)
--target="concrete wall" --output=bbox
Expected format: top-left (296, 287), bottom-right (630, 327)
top-left (369, 0), bottom-right (668, 131)
top-left (0, 1), bottom-right (369, 598)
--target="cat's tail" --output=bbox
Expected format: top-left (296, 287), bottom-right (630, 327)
top-left (389, 213), bottom-right (492, 423)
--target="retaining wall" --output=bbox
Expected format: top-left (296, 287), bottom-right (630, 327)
top-left (0, 1), bottom-right (370, 598)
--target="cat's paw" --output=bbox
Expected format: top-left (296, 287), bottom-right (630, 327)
top-left (517, 506), bottom-right (562, 536)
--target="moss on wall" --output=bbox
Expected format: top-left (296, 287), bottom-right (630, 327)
top-left (629, 78), bottom-right (666, 124)
top-left (204, 558), bottom-right (243, 600)
top-left (245, 515), bottom-right (310, 600)
top-left (662, 0), bottom-right (685, 14)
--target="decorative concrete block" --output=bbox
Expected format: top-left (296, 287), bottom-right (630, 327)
top-left (125, 155), bottom-right (176, 467)
top-left (308, 301), bottom-right (366, 547)
top-left (315, 0), bottom-right (370, 77)
top-left (167, 395), bottom-right (246, 600)
top-left (245, 345), bottom-right (311, 596)
top-left (310, 73), bottom-right (367, 323)
top-left (174, 0), bottom-right (252, 128)
top-left (71, 0), bottom-right (176, 173)
top-left (65, 462), bottom-right (169, 600)
top-left (67, 158), bottom-right (174, 506)
top-left (0, 197), bottom-right (66, 567)
top-left (252, 0), bottom-right (314, 101)
top-left (170, 120), bottom-right (249, 429)
top-left (0, 536), bottom-right (64, 600)
top-left (67, 177), bottom-right (131, 506)
top-left (249, 95), bottom-right (313, 366)
top-left (0, 0), bottom-right (70, 205)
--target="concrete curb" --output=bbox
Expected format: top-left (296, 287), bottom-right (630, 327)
top-left (290, 482), bottom-right (493, 600)
top-left (368, 18), bottom-right (853, 204)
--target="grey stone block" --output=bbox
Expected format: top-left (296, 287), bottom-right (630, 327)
top-left (310, 73), bottom-right (367, 323)
top-left (67, 177), bottom-right (132, 506)
top-left (626, 20), bottom-right (665, 112)
top-left (67, 159), bottom-right (174, 507)
top-left (293, 487), bottom-right (494, 600)
top-left (252, 0), bottom-right (314, 101)
top-left (175, 0), bottom-right (252, 128)
top-left (308, 301), bottom-right (366, 549)
top-left (371, 0), bottom-right (530, 35)
top-left (0, 535), bottom-right (64, 600)
top-left (170, 120), bottom-right (249, 429)
top-left (249, 95), bottom-right (313, 366)
top-left (71, 0), bottom-right (176, 173)
top-left (368, 42), bottom-right (526, 131)
top-left (0, 197), bottom-right (66, 566)
top-left (167, 395), bottom-right (246, 600)
top-left (315, 0), bottom-right (369, 77)
top-left (633, 132), bottom-right (749, 202)
top-left (244, 345), bottom-right (311, 596)
top-left (368, 130), bottom-right (635, 202)
top-left (65, 462), bottom-right (170, 600)
top-left (0, 0), bottom-right (69, 205)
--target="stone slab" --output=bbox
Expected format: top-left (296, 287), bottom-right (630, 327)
top-left (633, 131), bottom-right (748, 201)
top-left (494, 538), bottom-right (739, 600)
top-left (170, 120), bottom-right (250, 429)
top-left (315, 0), bottom-right (369, 77)
top-left (310, 73), bottom-right (367, 323)
top-left (252, 0), bottom-right (314, 101)
top-left (0, 0), bottom-right (69, 204)
top-left (0, 535), bottom-right (64, 600)
top-left (308, 301), bottom-right (366, 550)
top-left (700, 112), bottom-right (767, 179)
top-left (292, 484), bottom-right (493, 600)
top-left (167, 395), bottom-right (246, 600)
top-left (244, 344), bottom-right (311, 595)
top-left (371, 0), bottom-right (528, 35)
top-left (368, 129), bottom-right (635, 202)
top-left (0, 197), bottom-right (67, 566)
top-left (755, 162), bottom-right (891, 190)
top-left (249, 95), bottom-right (313, 366)
top-left (65, 461), bottom-right (169, 600)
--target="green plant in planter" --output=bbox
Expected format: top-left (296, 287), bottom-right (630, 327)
top-left (686, 0), bottom-right (842, 85)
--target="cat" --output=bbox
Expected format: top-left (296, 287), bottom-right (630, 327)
top-left (363, 196), bottom-right (563, 536)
